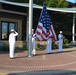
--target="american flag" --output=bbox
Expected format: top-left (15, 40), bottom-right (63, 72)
top-left (35, 3), bottom-right (57, 41)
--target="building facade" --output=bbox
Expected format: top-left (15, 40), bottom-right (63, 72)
top-left (0, 1), bottom-right (43, 48)
top-left (0, 0), bottom-right (76, 48)
top-left (0, 1), bottom-right (29, 47)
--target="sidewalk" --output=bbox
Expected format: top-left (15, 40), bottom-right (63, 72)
top-left (0, 46), bottom-right (76, 75)
top-left (0, 72), bottom-right (8, 75)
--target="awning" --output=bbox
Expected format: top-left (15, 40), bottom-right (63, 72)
top-left (0, 0), bottom-right (76, 13)
top-left (0, 0), bottom-right (76, 42)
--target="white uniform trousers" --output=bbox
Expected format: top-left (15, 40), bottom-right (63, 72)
top-left (9, 42), bottom-right (15, 58)
top-left (32, 38), bottom-right (36, 55)
top-left (58, 39), bottom-right (63, 52)
top-left (47, 38), bottom-right (52, 53)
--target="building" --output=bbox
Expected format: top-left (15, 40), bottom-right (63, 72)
top-left (0, 0), bottom-right (40, 47)
top-left (0, 0), bottom-right (76, 48)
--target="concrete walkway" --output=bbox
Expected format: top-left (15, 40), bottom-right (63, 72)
top-left (0, 46), bottom-right (76, 75)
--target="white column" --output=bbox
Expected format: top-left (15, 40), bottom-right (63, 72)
top-left (72, 14), bottom-right (75, 42)
top-left (28, 0), bottom-right (33, 57)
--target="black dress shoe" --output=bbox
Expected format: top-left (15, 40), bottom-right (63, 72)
top-left (47, 53), bottom-right (53, 54)
top-left (10, 57), bottom-right (14, 59)
top-left (47, 53), bottom-right (51, 54)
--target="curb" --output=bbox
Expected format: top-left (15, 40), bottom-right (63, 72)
top-left (8, 70), bottom-right (76, 75)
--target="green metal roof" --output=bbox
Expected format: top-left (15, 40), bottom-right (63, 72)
top-left (0, 0), bottom-right (76, 13)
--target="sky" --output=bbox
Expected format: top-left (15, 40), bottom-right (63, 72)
top-left (66, 0), bottom-right (76, 3)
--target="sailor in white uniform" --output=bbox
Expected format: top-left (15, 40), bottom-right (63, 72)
top-left (9, 29), bottom-right (18, 59)
top-left (32, 29), bottom-right (36, 55)
top-left (58, 31), bottom-right (64, 52)
top-left (47, 37), bottom-right (52, 54)
top-left (47, 33), bottom-right (54, 54)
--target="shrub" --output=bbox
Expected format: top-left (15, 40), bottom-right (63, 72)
top-left (36, 43), bottom-right (46, 50)
top-left (63, 38), bottom-right (69, 45)
top-left (0, 45), bottom-right (9, 51)
top-left (23, 42), bottom-right (28, 50)
top-left (52, 41), bottom-right (58, 49)
top-left (36, 43), bottom-right (41, 50)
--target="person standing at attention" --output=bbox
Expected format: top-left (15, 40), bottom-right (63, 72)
top-left (47, 34), bottom-right (54, 54)
top-left (58, 31), bottom-right (64, 52)
top-left (32, 29), bottom-right (36, 55)
top-left (9, 29), bottom-right (18, 59)
top-left (47, 38), bottom-right (52, 54)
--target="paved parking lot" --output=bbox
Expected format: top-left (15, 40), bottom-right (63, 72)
top-left (0, 47), bottom-right (76, 75)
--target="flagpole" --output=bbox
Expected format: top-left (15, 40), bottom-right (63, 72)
top-left (28, 0), bottom-right (33, 57)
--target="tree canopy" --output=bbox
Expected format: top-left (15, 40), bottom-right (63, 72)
top-left (6, 0), bottom-right (69, 8)
top-left (45, 0), bottom-right (69, 8)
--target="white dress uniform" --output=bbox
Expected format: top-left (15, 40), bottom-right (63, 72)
top-left (58, 31), bottom-right (64, 52)
top-left (47, 38), bottom-right (52, 54)
top-left (9, 29), bottom-right (18, 58)
top-left (32, 33), bottom-right (36, 55)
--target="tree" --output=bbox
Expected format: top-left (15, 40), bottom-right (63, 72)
top-left (33, 0), bottom-right (44, 5)
top-left (6, 0), bottom-right (69, 8)
top-left (45, 0), bottom-right (69, 8)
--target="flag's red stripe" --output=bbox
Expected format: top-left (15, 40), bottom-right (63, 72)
top-left (38, 25), bottom-right (42, 29)
top-left (42, 30), bottom-right (47, 37)
top-left (50, 25), bottom-right (57, 41)
top-left (36, 31), bottom-right (42, 36)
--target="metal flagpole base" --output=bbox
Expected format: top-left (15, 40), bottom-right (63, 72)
top-left (28, 54), bottom-right (33, 57)
top-left (71, 41), bottom-right (76, 45)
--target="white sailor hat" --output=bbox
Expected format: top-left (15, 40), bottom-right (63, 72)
top-left (11, 29), bottom-right (14, 31)
top-left (60, 31), bottom-right (62, 33)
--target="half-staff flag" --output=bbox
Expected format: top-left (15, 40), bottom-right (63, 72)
top-left (35, 3), bottom-right (57, 41)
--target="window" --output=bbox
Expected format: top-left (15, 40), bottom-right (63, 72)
top-left (1, 21), bottom-right (18, 40)
top-left (1, 22), bottom-right (8, 40)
